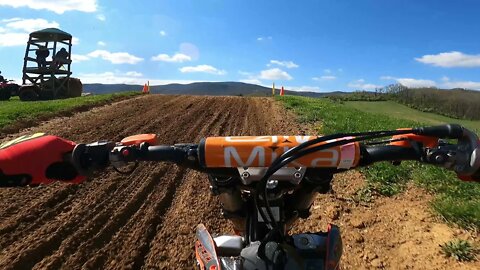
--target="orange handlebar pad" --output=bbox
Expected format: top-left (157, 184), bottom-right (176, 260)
top-left (202, 136), bottom-right (360, 169)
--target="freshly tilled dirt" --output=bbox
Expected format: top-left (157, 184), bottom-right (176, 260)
top-left (0, 95), bottom-right (477, 269)
top-left (0, 95), bottom-right (303, 269)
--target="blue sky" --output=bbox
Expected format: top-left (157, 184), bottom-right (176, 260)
top-left (0, 0), bottom-right (479, 92)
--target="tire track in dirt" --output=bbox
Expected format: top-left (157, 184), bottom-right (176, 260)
top-left (0, 95), bottom-right (195, 268)
top-left (0, 95), bottom-right (293, 270)
top-left (64, 97), bottom-right (227, 269)
top-left (142, 97), bottom-right (298, 269)
top-left (0, 96), bottom-right (185, 263)
top-left (34, 96), bottom-right (220, 268)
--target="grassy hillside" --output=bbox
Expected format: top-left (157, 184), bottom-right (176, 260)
top-left (0, 92), bottom-right (139, 130)
top-left (277, 95), bottom-right (480, 230)
top-left (345, 101), bottom-right (480, 132)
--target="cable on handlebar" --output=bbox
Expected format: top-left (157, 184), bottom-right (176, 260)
top-left (255, 129), bottom-right (417, 236)
top-left (112, 161), bottom-right (138, 174)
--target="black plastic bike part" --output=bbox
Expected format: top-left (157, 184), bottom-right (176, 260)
top-left (254, 192), bottom-right (274, 230)
top-left (360, 145), bottom-right (421, 166)
top-left (413, 124), bottom-right (464, 139)
top-left (263, 241), bottom-right (286, 268)
top-left (144, 145), bottom-right (182, 161)
top-left (71, 141), bottom-right (115, 175)
top-left (365, 138), bottom-right (407, 145)
top-left (198, 138), bottom-right (207, 168)
top-left (45, 161), bottom-right (79, 180)
top-left (110, 144), bottom-right (200, 171)
top-left (456, 128), bottom-right (480, 175)
top-left (0, 170), bottom-right (32, 187)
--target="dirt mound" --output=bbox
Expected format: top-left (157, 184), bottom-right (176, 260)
top-left (0, 95), bottom-right (477, 269)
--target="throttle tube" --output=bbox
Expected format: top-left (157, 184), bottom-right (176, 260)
top-left (361, 145), bottom-right (420, 165)
top-left (137, 145), bottom-right (187, 163)
top-left (413, 124), bottom-right (464, 139)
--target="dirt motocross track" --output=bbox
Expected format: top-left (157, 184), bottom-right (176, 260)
top-left (0, 95), bottom-right (478, 269)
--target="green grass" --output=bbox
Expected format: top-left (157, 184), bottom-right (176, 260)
top-left (440, 239), bottom-right (478, 261)
top-left (276, 95), bottom-right (480, 229)
top-left (345, 101), bottom-right (480, 132)
top-left (0, 92), bottom-right (139, 129)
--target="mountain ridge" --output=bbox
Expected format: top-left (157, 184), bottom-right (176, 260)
top-left (82, 81), bottom-right (344, 97)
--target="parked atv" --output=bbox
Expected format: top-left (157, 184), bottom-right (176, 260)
top-left (0, 80), bottom-right (20, 101)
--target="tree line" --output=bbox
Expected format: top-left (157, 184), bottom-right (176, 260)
top-left (386, 84), bottom-right (480, 120)
top-left (327, 84), bottom-right (480, 120)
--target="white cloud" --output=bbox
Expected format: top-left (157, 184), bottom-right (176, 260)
top-left (287, 86), bottom-right (321, 92)
top-left (0, 0), bottom-right (97, 14)
top-left (151, 53), bottom-right (191, 63)
top-left (381, 76), bottom-right (436, 88)
top-left (97, 41), bottom-right (106, 46)
top-left (238, 71), bottom-right (253, 76)
top-left (442, 80), bottom-right (480, 90)
top-left (239, 68), bottom-right (292, 84)
top-left (125, 71), bottom-right (143, 77)
top-left (268, 60), bottom-right (299, 69)
top-left (313, 75), bottom-right (336, 81)
top-left (381, 75), bottom-right (479, 90)
top-left (257, 36), bottom-right (272, 41)
top-left (348, 79), bottom-right (382, 90)
top-left (78, 71), bottom-right (198, 85)
top-left (324, 69), bottom-right (331, 74)
top-left (396, 78), bottom-right (436, 88)
top-left (71, 54), bottom-right (90, 62)
top-left (5, 18), bottom-right (59, 32)
top-left (160, 30), bottom-right (167, 36)
top-left (179, 65), bottom-right (226, 75)
top-left (415, 51), bottom-right (480, 68)
top-left (240, 79), bottom-right (263, 85)
top-left (0, 18), bottom-right (62, 47)
top-left (259, 68), bottom-right (292, 80)
top-left (1, 18), bottom-right (22, 23)
top-left (87, 50), bottom-right (143, 64)
top-left (72, 37), bottom-right (80, 45)
top-left (0, 32), bottom-right (29, 46)
top-left (96, 14), bottom-right (106, 21)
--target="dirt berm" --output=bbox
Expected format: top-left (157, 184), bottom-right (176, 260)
top-left (0, 95), bottom-right (477, 269)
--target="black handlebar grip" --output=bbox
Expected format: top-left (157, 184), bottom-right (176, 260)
top-left (140, 145), bottom-right (187, 164)
top-left (413, 124), bottom-right (464, 139)
top-left (360, 145), bottom-right (420, 166)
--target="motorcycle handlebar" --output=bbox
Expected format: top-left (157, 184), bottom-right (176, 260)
top-left (114, 145), bottom-right (189, 163)
top-left (71, 125), bottom-right (480, 181)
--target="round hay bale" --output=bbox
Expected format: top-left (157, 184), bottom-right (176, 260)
top-left (19, 86), bottom-right (40, 101)
top-left (67, 77), bottom-right (83, 97)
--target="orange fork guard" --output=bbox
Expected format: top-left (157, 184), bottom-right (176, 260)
top-left (120, 134), bottom-right (158, 146)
